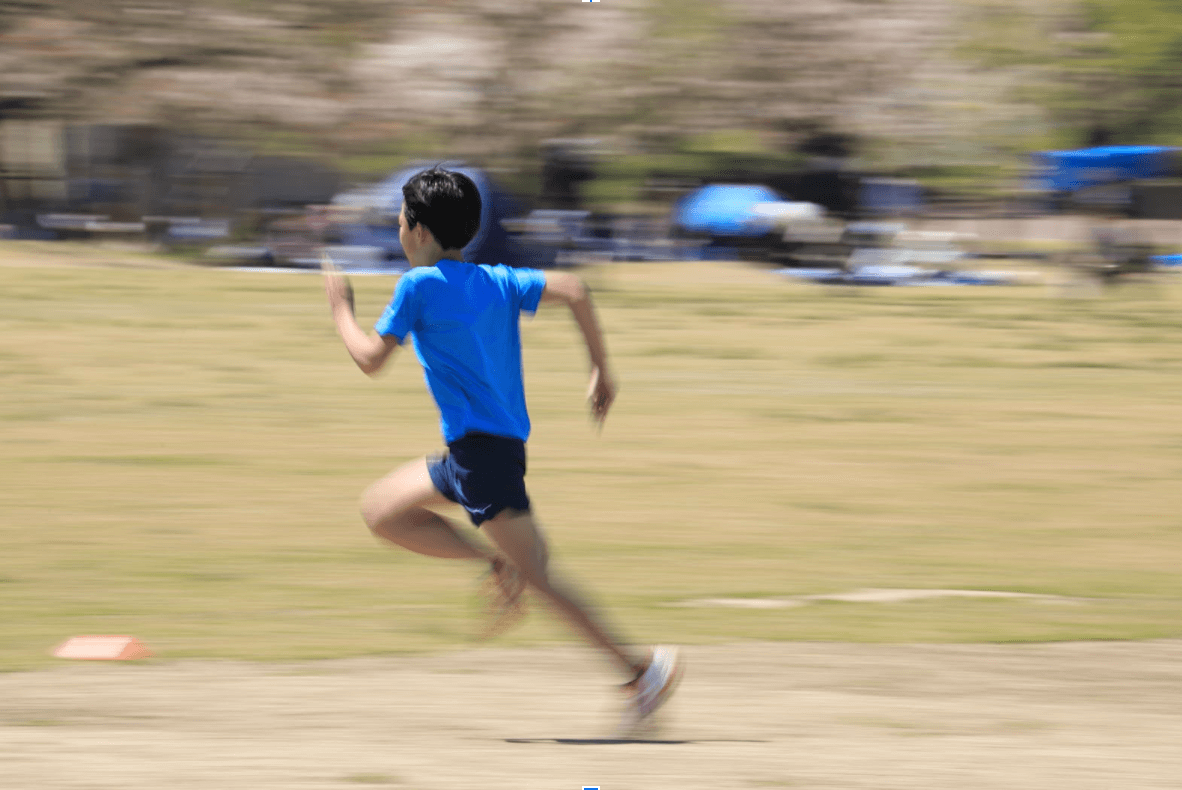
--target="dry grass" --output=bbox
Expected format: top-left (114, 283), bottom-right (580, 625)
top-left (2, 242), bottom-right (1181, 670)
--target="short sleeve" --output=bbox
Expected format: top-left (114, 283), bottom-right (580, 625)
top-left (374, 272), bottom-right (418, 341)
top-left (512, 267), bottom-right (548, 315)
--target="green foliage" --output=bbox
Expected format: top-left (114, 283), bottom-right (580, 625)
top-left (335, 133), bottom-right (448, 181)
top-left (581, 132), bottom-right (802, 213)
top-left (646, 0), bottom-right (732, 47)
top-left (958, 0), bottom-right (1061, 69)
top-left (962, 0), bottom-right (1182, 146)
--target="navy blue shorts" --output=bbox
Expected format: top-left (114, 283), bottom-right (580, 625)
top-left (427, 432), bottom-right (531, 526)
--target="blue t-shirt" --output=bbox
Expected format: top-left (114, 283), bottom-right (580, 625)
top-left (374, 259), bottom-right (547, 444)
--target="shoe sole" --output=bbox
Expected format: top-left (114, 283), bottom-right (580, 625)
top-left (616, 648), bottom-right (685, 738)
top-left (635, 646), bottom-right (685, 718)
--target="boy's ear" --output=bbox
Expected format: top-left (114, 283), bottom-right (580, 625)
top-left (414, 222), bottom-right (434, 246)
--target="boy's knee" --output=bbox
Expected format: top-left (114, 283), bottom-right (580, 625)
top-left (359, 488), bottom-right (394, 532)
top-left (512, 543), bottom-right (552, 589)
top-left (519, 565), bottom-right (553, 594)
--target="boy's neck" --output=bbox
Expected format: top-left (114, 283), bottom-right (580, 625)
top-left (412, 248), bottom-right (467, 267)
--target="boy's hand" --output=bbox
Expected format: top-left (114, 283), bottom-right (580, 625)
top-left (321, 252), bottom-right (355, 314)
top-left (587, 365), bottom-right (616, 426)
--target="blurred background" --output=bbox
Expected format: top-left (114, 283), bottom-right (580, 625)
top-left (3, 0), bottom-right (1182, 277)
top-left (4, 7), bottom-right (1182, 782)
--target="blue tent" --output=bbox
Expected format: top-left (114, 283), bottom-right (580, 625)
top-left (335, 162), bottom-right (553, 268)
top-left (1031, 146), bottom-right (1178, 193)
top-left (672, 184), bottom-right (782, 237)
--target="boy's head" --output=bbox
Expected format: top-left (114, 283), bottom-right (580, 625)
top-left (400, 166), bottom-right (482, 253)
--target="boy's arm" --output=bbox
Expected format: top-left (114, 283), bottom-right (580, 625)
top-left (540, 272), bottom-right (615, 424)
top-left (322, 263), bottom-right (400, 377)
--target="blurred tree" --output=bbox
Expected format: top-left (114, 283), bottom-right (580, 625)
top-left (964, 0), bottom-right (1182, 147)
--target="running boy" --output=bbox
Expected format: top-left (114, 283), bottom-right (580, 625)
top-left (321, 166), bottom-right (680, 727)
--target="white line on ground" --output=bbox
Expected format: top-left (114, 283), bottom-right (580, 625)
top-left (668, 588), bottom-right (1089, 608)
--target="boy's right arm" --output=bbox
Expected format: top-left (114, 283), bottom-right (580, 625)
top-left (322, 264), bottom-right (400, 376)
top-left (540, 272), bottom-right (616, 424)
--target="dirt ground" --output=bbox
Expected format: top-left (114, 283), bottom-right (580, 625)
top-left (2, 641), bottom-right (1181, 790)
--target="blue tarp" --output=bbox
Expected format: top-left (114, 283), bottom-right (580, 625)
top-left (672, 184), bottom-right (781, 237)
top-left (335, 163), bottom-right (553, 268)
top-left (1032, 146), bottom-right (1177, 193)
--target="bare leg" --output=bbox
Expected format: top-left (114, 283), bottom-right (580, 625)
top-left (361, 457), bottom-right (492, 562)
top-left (482, 510), bottom-right (645, 679)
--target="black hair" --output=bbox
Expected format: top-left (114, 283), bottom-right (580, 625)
top-left (401, 166), bottom-right (482, 251)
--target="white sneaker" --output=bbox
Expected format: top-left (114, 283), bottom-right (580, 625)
top-left (620, 646), bottom-right (684, 733)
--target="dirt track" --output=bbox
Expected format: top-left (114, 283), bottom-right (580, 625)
top-left (3, 641), bottom-right (1181, 790)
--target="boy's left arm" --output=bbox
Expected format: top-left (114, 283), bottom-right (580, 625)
top-left (323, 265), bottom-right (400, 376)
top-left (540, 271), bottom-right (616, 424)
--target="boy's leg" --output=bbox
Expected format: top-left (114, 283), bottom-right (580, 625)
top-left (481, 510), bottom-right (645, 679)
top-left (361, 457), bottom-right (492, 561)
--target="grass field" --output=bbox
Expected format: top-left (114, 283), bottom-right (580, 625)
top-left (3, 242), bottom-right (1181, 671)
